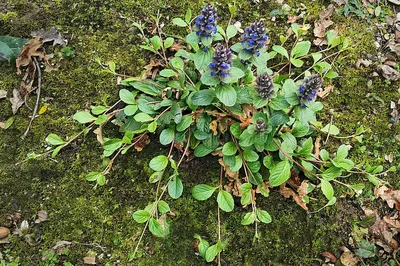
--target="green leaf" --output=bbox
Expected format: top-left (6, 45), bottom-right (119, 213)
top-left (326, 71), bottom-right (339, 79)
top-left (130, 81), bottom-right (162, 96)
top-left (205, 243), bottom-right (220, 262)
top-left (297, 137), bottom-right (313, 157)
top-left (229, 4), bottom-right (237, 15)
top-left (149, 155), bottom-right (169, 171)
top-left (320, 179), bottom-right (334, 200)
top-left (149, 218), bottom-right (169, 237)
top-left (185, 8), bottom-right (192, 23)
top-left (230, 123), bottom-right (242, 138)
top-left (321, 124), bottom-right (340, 135)
top-left (216, 84), bottom-right (236, 106)
top-left (170, 57), bottom-right (184, 70)
top-left (172, 18), bottom-right (188, 27)
top-left (85, 172), bottom-right (103, 182)
top-left (269, 110), bottom-right (289, 127)
top-left (336, 144), bottom-right (348, 161)
top-left (321, 166), bottom-right (342, 181)
top-left (217, 190), bottom-right (234, 212)
top-left (333, 158), bottom-right (354, 171)
top-left (241, 183), bottom-right (252, 205)
top-left (272, 45), bottom-right (289, 59)
top-left (158, 200), bottom-right (170, 214)
top-left (223, 67), bottom-right (245, 83)
top-left (150, 36), bottom-right (162, 51)
top-left (200, 71), bottom-right (220, 86)
top-left (230, 155), bottom-right (243, 172)
top-left (194, 144), bottom-right (214, 157)
top-left (320, 149), bottom-right (329, 161)
top-left (168, 176), bottom-right (183, 199)
top-left (292, 121), bottom-right (309, 137)
top-left (193, 48), bottom-right (213, 71)
top-left (191, 89), bottom-right (216, 106)
top-left (269, 94), bottom-right (290, 110)
top-left (222, 142), bottom-right (237, 156)
top-left (291, 58), bottom-right (304, 67)
top-left (159, 69), bottom-right (177, 78)
top-left (177, 115), bottom-right (192, 132)
top-left (134, 112), bottom-right (154, 122)
top-left (0, 36), bottom-right (28, 62)
top-left (226, 25), bottom-right (237, 39)
top-left (149, 171), bottom-right (163, 183)
top-left (119, 89), bottom-right (136, 104)
top-left (192, 184), bottom-right (218, 201)
top-left (256, 209), bottom-right (272, 224)
top-left (243, 149), bottom-right (259, 162)
top-left (195, 236), bottom-right (210, 259)
top-left (164, 37), bottom-right (174, 49)
top-left (73, 111), bottom-right (96, 124)
top-left (292, 41), bottom-right (311, 58)
top-left (241, 212), bottom-right (256, 225)
top-left (159, 128), bottom-right (175, 145)
top-left (147, 120), bottom-right (157, 133)
top-left (91, 105), bottom-right (107, 115)
top-left (312, 52), bottom-right (322, 63)
top-left (132, 210), bottom-right (150, 223)
top-left (95, 114), bottom-right (107, 125)
top-left (269, 160), bottom-right (291, 187)
top-left (186, 32), bottom-right (199, 46)
top-left (46, 133), bottom-right (65, 146)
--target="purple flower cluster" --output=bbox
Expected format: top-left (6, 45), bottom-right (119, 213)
top-left (255, 119), bottom-right (267, 132)
top-left (194, 5), bottom-right (218, 39)
top-left (298, 75), bottom-right (322, 107)
top-left (256, 74), bottom-right (274, 99)
top-left (209, 43), bottom-right (232, 79)
top-left (241, 21), bottom-right (268, 56)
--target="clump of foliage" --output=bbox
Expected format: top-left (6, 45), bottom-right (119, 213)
top-left (36, 3), bottom-right (389, 264)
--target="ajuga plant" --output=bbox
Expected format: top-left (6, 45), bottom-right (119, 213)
top-left (33, 3), bottom-right (393, 264)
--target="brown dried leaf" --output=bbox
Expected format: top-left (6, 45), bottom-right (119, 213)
top-left (238, 104), bottom-right (256, 129)
top-left (340, 249), bottom-right (359, 266)
top-left (10, 89), bottom-right (24, 114)
top-left (383, 214), bottom-right (400, 229)
top-left (31, 27), bottom-right (66, 46)
top-left (210, 120), bottom-right (218, 135)
top-left (374, 185), bottom-right (400, 210)
top-left (0, 90), bottom-right (6, 99)
top-left (93, 127), bottom-right (104, 145)
top-left (314, 5), bottom-right (335, 39)
top-left (317, 85), bottom-right (334, 99)
top-left (356, 59), bottom-right (372, 68)
top-left (83, 256), bottom-right (96, 265)
top-left (376, 65), bottom-right (400, 81)
top-left (321, 251), bottom-right (337, 263)
top-left (134, 134), bottom-right (150, 152)
top-left (314, 136), bottom-right (321, 159)
top-left (218, 158), bottom-right (238, 179)
top-left (143, 59), bottom-right (163, 80)
top-left (169, 41), bottom-right (185, 52)
top-left (35, 210), bottom-right (48, 223)
top-left (279, 184), bottom-right (308, 211)
top-left (16, 38), bottom-right (45, 75)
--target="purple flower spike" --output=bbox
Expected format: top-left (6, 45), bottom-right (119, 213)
top-left (241, 21), bottom-right (268, 56)
top-left (193, 5), bottom-right (218, 41)
top-left (209, 43), bottom-right (232, 80)
top-left (298, 75), bottom-right (322, 106)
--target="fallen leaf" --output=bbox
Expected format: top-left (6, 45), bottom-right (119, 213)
top-left (238, 104), bottom-right (256, 129)
top-left (383, 214), bottom-right (400, 229)
top-left (0, 90), bottom-right (7, 99)
top-left (374, 185), bottom-right (400, 210)
top-left (168, 41), bottom-right (185, 52)
top-left (134, 134), bottom-right (150, 152)
top-left (38, 105), bottom-right (48, 115)
top-left (314, 136), bottom-right (321, 159)
top-left (143, 59), bottom-right (163, 80)
top-left (9, 89), bottom-right (24, 114)
top-left (93, 127), bottom-right (104, 145)
top-left (218, 158), bottom-right (239, 179)
top-left (83, 256), bottom-right (96, 265)
top-left (389, 0), bottom-right (400, 5)
top-left (279, 184), bottom-right (308, 211)
top-left (321, 251), bottom-right (337, 263)
top-left (340, 248), bottom-right (360, 266)
top-left (376, 65), bottom-right (400, 81)
top-left (334, 0), bottom-right (347, 5)
top-left (314, 5), bottom-right (335, 39)
top-left (35, 210), bottom-right (48, 223)
top-left (356, 59), bottom-right (372, 68)
top-left (317, 85), bottom-right (334, 99)
top-left (31, 27), bottom-right (67, 46)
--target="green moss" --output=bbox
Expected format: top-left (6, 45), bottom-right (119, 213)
top-left (0, 0), bottom-right (399, 265)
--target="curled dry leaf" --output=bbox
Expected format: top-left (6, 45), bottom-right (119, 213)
top-left (83, 256), bottom-right (96, 265)
top-left (209, 120), bottom-right (218, 135)
top-left (35, 210), bottom-right (48, 223)
top-left (31, 27), bottom-right (67, 46)
top-left (321, 251), bottom-right (337, 263)
top-left (238, 104), bottom-right (256, 129)
top-left (376, 65), bottom-right (400, 81)
top-left (317, 85), bottom-right (334, 99)
top-left (340, 248), bottom-right (360, 266)
top-left (10, 88), bottom-right (24, 114)
top-left (374, 185), bottom-right (400, 210)
top-left (314, 5), bottom-right (335, 45)
top-left (218, 158), bottom-right (239, 179)
top-left (134, 134), bottom-right (150, 152)
top-left (279, 182), bottom-right (309, 211)
top-left (355, 59), bottom-right (372, 68)
top-left (0, 90), bottom-right (7, 99)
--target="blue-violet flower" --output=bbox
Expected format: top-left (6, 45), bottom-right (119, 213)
top-left (209, 43), bottom-right (232, 79)
top-left (298, 75), bottom-right (322, 107)
top-left (256, 73), bottom-right (274, 99)
top-left (194, 5), bottom-right (218, 39)
top-left (241, 21), bottom-right (268, 56)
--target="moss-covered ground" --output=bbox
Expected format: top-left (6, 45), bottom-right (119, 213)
top-left (0, 0), bottom-right (399, 265)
